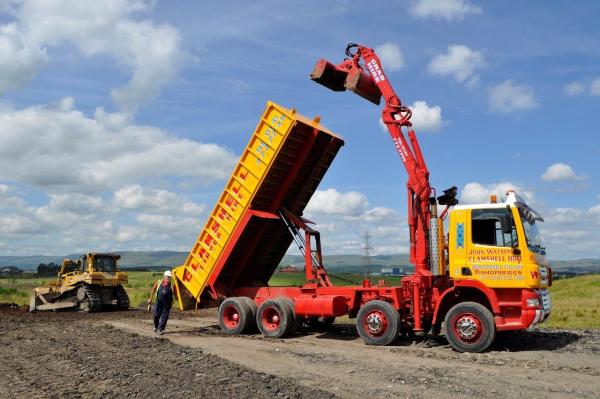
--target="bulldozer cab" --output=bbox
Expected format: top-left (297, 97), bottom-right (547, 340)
top-left (92, 254), bottom-right (119, 272)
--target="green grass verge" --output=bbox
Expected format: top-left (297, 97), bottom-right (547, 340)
top-left (2, 272), bottom-right (598, 329)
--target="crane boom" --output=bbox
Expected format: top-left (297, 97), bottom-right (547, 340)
top-left (310, 43), bottom-right (432, 273)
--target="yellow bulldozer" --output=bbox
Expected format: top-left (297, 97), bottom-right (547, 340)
top-left (29, 253), bottom-right (130, 312)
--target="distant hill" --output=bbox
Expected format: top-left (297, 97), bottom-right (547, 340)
top-left (1, 251), bottom-right (598, 273)
top-left (0, 251), bottom-right (188, 270)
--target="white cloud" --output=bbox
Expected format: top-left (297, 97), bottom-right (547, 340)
top-left (541, 163), bottom-right (583, 182)
top-left (0, 180), bottom-right (208, 254)
top-left (409, 101), bottom-right (442, 131)
top-left (0, 99), bottom-right (237, 193)
top-left (460, 181), bottom-right (533, 205)
top-left (0, 0), bottom-right (187, 111)
top-left (590, 78), bottom-right (600, 96)
top-left (488, 80), bottom-right (537, 113)
top-left (427, 45), bottom-right (485, 87)
top-left (305, 188), bottom-right (369, 216)
top-left (0, 22), bottom-right (47, 94)
top-left (409, 0), bottom-right (481, 21)
top-left (379, 100), bottom-right (442, 133)
top-left (48, 193), bottom-right (103, 215)
top-left (588, 203), bottom-right (600, 217)
top-left (302, 188), bottom-right (407, 256)
top-left (564, 81), bottom-right (584, 96)
top-left (375, 43), bottom-right (404, 72)
top-left (113, 185), bottom-right (204, 216)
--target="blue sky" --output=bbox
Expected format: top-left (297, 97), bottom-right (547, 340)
top-left (0, 0), bottom-right (598, 259)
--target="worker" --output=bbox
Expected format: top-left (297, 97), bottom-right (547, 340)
top-left (148, 270), bottom-right (175, 335)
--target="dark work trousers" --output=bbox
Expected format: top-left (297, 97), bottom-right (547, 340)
top-left (153, 282), bottom-right (173, 332)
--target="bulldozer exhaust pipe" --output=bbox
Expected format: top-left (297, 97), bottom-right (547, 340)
top-left (310, 59), bottom-right (382, 105)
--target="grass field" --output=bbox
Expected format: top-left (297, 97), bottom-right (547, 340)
top-left (2, 272), bottom-right (599, 328)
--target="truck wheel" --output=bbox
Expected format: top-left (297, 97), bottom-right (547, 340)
top-left (256, 298), bottom-right (295, 338)
top-left (356, 300), bottom-right (400, 346)
top-left (444, 301), bottom-right (496, 353)
top-left (239, 297), bottom-right (257, 333)
top-left (218, 297), bottom-right (253, 335)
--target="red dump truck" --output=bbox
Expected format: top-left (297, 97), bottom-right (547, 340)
top-left (172, 44), bottom-right (551, 353)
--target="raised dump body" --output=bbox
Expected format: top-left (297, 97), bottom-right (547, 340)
top-left (173, 102), bottom-right (344, 309)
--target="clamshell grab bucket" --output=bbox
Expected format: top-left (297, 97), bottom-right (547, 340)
top-left (310, 59), bottom-right (382, 105)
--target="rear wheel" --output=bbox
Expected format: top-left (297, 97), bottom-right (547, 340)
top-left (356, 300), bottom-right (400, 346)
top-left (218, 297), bottom-right (254, 334)
top-left (256, 298), bottom-right (295, 338)
top-left (444, 301), bottom-right (496, 353)
top-left (239, 297), bottom-right (258, 333)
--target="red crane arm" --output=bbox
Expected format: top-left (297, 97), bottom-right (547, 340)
top-left (352, 45), bottom-right (431, 204)
top-left (310, 43), bottom-right (433, 273)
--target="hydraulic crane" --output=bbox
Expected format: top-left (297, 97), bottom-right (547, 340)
top-left (311, 43), bottom-right (455, 332)
top-left (171, 43), bottom-right (552, 353)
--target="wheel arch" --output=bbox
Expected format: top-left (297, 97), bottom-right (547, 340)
top-left (433, 281), bottom-right (500, 332)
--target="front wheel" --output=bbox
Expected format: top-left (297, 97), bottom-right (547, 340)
top-left (356, 300), bottom-right (400, 346)
top-left (444, 301), bottom-right (496, 353)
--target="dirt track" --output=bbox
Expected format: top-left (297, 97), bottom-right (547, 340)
top-left (2, 306), bottom-right (600, 398)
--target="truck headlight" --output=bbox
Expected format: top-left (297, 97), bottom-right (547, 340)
top-left (526, 298), bottom-right (540, 307)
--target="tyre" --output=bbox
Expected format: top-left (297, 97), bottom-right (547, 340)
top-left (218, 297), bottom-right (253, 335)
top-left (238, 297), bottom-right (258, 333)
top-left (444, 301), bottom-right (496, 353)
top-left (256, 297), bottom-right (295, 338)
top-left (356, 300), bottom-right (400, 346)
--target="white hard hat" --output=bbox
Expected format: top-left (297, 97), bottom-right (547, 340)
top-left (164, 270), bottom-right (172, 277)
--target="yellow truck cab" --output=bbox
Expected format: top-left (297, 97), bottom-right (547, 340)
top-left (446, 190), bottom-right (552, 330)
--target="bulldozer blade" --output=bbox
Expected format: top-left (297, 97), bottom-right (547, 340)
top-left (344, 68), bottom-right (382, 105)
top-left (310, 59), bottom-right (348, 92)
top-left (35, 301), bottom-right (78, 311)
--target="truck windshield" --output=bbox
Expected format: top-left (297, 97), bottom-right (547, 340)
top-left (95, 257), bottom-right (117, 272)
top-left (518, 207), bottom-right (545, 254)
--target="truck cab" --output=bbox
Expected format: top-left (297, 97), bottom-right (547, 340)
top-left (447, 191), bottom-right (551, 329)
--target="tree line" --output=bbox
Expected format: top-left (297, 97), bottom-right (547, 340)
top-left (36, 262), bottom-right (61, 276)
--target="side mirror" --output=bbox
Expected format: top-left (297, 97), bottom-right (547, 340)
top-left (500, 213), bottom-right (513, 235)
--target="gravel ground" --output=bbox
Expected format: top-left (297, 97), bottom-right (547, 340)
top-left (0, 307), bottom-right (335, 399)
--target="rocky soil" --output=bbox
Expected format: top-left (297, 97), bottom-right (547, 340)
top-left (2, 305), bottom-right (599, 398)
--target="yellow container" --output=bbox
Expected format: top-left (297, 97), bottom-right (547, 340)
top-left (173, 101), bottom-right (340, 308)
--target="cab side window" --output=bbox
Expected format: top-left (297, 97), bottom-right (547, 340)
top-left (472, 209), bottom-right (517, 247)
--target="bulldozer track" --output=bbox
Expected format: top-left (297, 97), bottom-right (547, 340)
top-left (83, 284), bottom-right (102, 312)
top-left (115, 285), bottom-right (130, 310)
